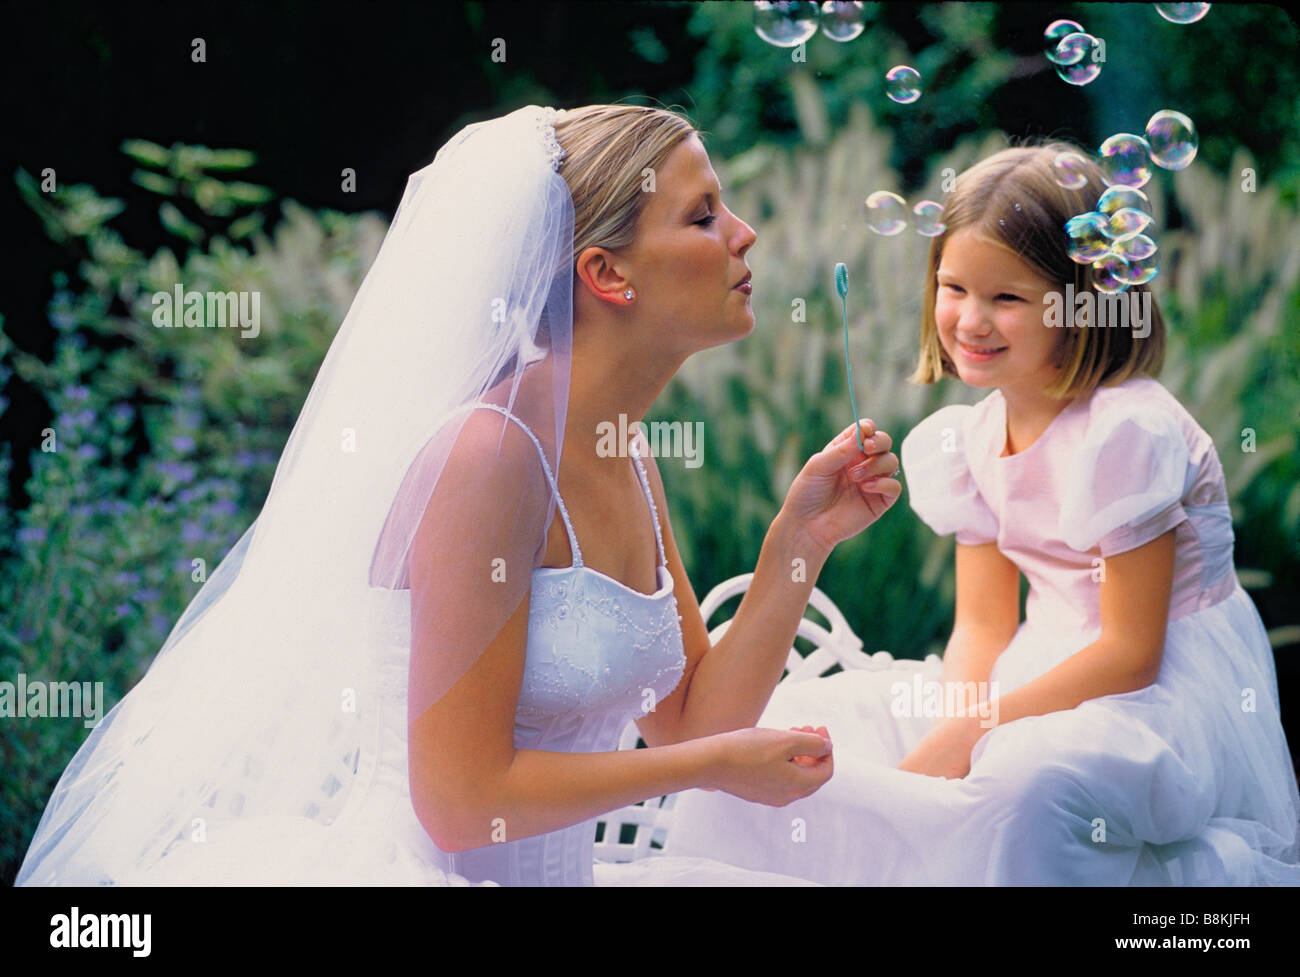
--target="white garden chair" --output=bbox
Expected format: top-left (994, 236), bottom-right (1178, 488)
top-left (592, 572), bottom-right (936, 864)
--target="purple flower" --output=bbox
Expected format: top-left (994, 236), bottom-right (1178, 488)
top-left (132, 588), bottom-right (162, 603)
top-left (171, 435), bottom-right (196, 454)
top-left (17, 526), bottom-right (47, 545)
top-left (157, 460), bottom-right (197, 484)
top-left (210, 499), bottom-right (238, 518)
top-left (76, 444), bottom-right (99, 461)
top-left (114, 570), bottom-right (142, 587)
top-left (181, 521), bottom-right (204, 544)
top-left (114, 603), bottom-right (132, 619)
top-left (76, 407), bottom-right (96, 426)
top-left (111, 403), bottom-right (134, 426)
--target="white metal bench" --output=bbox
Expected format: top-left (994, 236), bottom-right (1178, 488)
top-left (592, 572), bottom-right (935, 863)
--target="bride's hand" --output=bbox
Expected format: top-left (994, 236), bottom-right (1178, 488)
top-left (702, 727), bottom-right (833, 806)
top-left (781, 418), bottom-right (902, 553)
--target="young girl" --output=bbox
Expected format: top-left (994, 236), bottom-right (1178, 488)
top-left (665, 142), bottom-right (1300, 884)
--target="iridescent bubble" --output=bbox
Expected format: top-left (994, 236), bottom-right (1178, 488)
top-left (865, 191), bottom-right (907, 235)
top-left (885, 65), bottom-right (922, 104)
top-left (1065, 212), bottom-right (1110, 263)
top-left (1052, 151), bottom-right (1090, 189)
top-left (1055, 36), bottom-right (1103, 86)
top-left (1154, 3), bottom-right (1211, 25)
top-left (1105, 207), bottom-right (1153, 242)
top-left (819, 1), bottom-right (865, 42)
top-left (1117, 251), bottom-right (1159, 285)
top-left (1043, 19), bottom-right (1084, 63)
top-left (1114, 233), bottom-right (1158, 261)
top-left (1093, 254), bottom-right (1132, 294)
top-left (1053, 31), bottom-right (1094, 66)
top-left (912, 200), bottom-right (946, 237)
top-left (1145, 110), bottom-right (1198, 170)
top-left (1097, 185), bottom-right (1152, 217)
top-left (1098, 133), bottom-right (1153, 188)
top-left (754, 1), bottom-right (820, 47)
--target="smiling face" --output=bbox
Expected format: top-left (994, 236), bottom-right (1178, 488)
top-left (934, 227), bottom-right (1064, 397)
top-left (614, 134), bottom-right (757, 352)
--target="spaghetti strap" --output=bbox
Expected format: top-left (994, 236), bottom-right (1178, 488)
top-left (455, 402), bottom-right (583, 567)
top-left (630, 438), bottom-right (668, 569)
top-left (453, 402), bottom-right (668, 574)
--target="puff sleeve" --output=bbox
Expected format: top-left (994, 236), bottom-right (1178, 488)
top-left (1059, 405), bottom-right (1190, 556)
top-left (900, 404), bottom-right (999, 545)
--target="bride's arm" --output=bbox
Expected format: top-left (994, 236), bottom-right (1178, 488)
top-left (632, 430), bottom-right (897, 746)
top-left (405, 420), bottom-right (831, 854)
top-left (408, 585), bottom-right (831, 853)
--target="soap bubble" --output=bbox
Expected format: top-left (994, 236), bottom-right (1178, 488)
top-left (754, 1), bottom-right (820, 47)
top-left (865, 191), bottom-right (907, 236)
top-left (1114, 233), bottom-right (1158, 261)
top-left (865, 191), bottom-right (908, 235)
top-left (1066, 213), bottom-right (1110, 263)
top-left (1097, 185), bottom-right (1152, 217)
top-left (885, 65), bottom-right (922, 104)
top-left (1055, 36), bottom-right (1102, 86)
top-left (819, 1), bottom-right (865, 42)
top-left (1053, 31), bottom-right (1094, 66)
top-left (1117, 251), bottom-right (1159, 285)
top-left (1043, 19), bottom-right (1084, 63)
top-left (1145, 110), bottom-right (1198, 170)
top-left (1052, 151), bottom-right (1090, 189)
top-left (1099, 133), bottom-right (1153, 188)
top-left (1092, 254), bottom-right (1131, 294)
top-left (1104, 207), bottom-right (1152, 242)
top-left (912, 200), bottom-right (946, 237)
top-left (1154, 3), bottom-right (1211, 25)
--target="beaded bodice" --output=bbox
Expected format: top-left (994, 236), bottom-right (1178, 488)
top-left (430, 403), bottom-right (687, 884)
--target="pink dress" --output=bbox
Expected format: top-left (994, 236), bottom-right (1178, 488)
top-left (665, 377), bottom-right (1300, 884)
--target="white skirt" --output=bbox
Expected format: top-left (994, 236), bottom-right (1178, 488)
top-left (664, 586), bottom-right (1300, 885)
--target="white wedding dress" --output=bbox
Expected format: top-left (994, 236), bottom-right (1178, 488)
top-left (132, 403), bottom-right (817, 886)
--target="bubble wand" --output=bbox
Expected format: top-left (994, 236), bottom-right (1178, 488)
top-left (834, 261), bottom-right (866, 453)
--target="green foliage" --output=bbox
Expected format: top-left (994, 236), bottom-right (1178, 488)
top-left (0, 146), bottom-right (384, 882)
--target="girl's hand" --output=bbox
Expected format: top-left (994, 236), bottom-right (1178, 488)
top-left (702, 727), bottom-right (833, 805)
top-left (782, 419), bottom-right (902, 554)
top-left (897, 715), bottom-right (988, 780)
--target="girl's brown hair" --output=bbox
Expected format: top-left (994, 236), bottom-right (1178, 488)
top-left (910, 140), bottom-right (1165, 398)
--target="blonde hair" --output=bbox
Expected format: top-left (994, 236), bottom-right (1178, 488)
top-left (910, 140), bottom-right (1166, 399)
top-left (552, 103), bottom-right (701, 275)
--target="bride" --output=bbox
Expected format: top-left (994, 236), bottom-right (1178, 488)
top-left (16, 103), bottom-right (901, 886)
